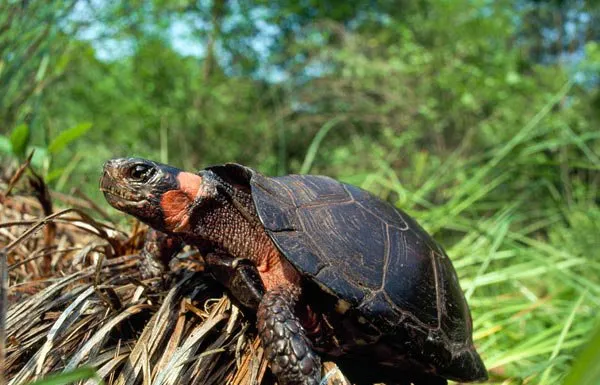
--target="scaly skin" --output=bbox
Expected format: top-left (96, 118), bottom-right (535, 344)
top-left (139, 229), bottom-right (183, 279)
top-left (257, 285), bottom-right (322, 385)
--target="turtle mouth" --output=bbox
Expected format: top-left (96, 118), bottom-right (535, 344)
top-left (101, 185), bottom-right (143, 202)
top-left (101, 188), bottom-right (150, 213)
top-left (100, 173), bottom-right (148, 206)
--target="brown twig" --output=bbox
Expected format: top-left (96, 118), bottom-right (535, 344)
top-left (28, 166), bottom-right (55, 263)
top-left (3, 152), bottom-right (34, 197)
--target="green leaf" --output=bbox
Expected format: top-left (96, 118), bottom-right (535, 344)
top-left (30, 146), bottom-right (50, 170)
top-left (25, 367), bottom-right (101, 385)
top-left (563, 322), bottom-right (600, 385)
top-left (0, 135), bottom-right (13, 155)
top-left (48, 122), bottom-right (92, 154)
top-left (10, 124), bottom-right (30, 157)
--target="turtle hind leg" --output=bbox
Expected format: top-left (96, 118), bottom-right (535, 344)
top-left (257, 285), bottom-right (322, 385)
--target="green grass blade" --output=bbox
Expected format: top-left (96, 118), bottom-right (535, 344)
top-left (539, 291), bottom-right (587, 384)
top-left (300, 117), bottom-right (343, 174)
top-left (26, 367), bottom-right (102, 385)
top-left (563, 322), bottom-right (600, 385)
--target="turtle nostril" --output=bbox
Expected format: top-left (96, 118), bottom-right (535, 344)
top-left (100, 159), bottom-right (124, 188)
top-left (103, 159), bottom-right (119, 172)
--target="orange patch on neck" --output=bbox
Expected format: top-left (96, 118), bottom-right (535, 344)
top-left (177, 172), bottom-right (202, 199)
top-left (160, 172), bottom-right (202, 232)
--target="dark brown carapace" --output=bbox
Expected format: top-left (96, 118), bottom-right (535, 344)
top-left (100, 158), bottom-right (300, 290)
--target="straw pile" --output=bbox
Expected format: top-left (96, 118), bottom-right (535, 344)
top-left (0, 161), bottom-right (349, 385)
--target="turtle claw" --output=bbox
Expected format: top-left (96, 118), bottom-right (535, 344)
top-left (258, 285), bottom-right (322, 385)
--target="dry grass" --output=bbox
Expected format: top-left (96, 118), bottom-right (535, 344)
top-left (0, 164), bottom-right (349, 385)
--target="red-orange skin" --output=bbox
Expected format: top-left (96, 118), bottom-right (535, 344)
top-left (160, 172), bottom-right (202, 232)
top-left (160, 172), bottom-right (300, 291)
top-left (256, 247), bottom-right (301, 291)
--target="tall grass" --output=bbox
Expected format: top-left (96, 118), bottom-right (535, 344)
top-left (338, 82), bottom-right (600, 384)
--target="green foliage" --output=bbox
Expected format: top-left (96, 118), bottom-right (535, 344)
top-left (9, 124), bottom-right (30, 158)
top-left (0, 121), bottom-right (90, 183)
top-left (1, 0), bottom-right (599, 384)
top-left (0, 135), bottom-right (11, 155)
top-left (25, 367), bottom-right (101, 385)
top-left (47, 122), bottom-right (92, 154)
top-left (563, 322), bottom-right (600, 385)
top-left (0, 1), bottom-right (75, 131)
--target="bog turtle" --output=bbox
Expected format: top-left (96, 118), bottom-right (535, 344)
top-left (100, 158), bottom-right (487, 385)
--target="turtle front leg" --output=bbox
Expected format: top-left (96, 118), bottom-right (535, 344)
top-left (258, 285), bottom-right (322, 385)
top-left (206, 255), bottom-right (321, 383)
top-left (140, 229), bottom-right (183, 278)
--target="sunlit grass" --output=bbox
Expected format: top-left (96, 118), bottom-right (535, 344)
top-left (333, 81), bottom-right (600, 384)
top-left (373, 172), bottom-right (599, 384)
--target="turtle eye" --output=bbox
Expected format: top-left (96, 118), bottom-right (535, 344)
top-left (128, 164), bottom-right (154, 182)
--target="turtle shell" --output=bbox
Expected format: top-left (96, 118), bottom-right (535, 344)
top-left (206, 164), bottom-right (487, 382)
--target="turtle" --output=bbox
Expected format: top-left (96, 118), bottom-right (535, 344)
top-left (100, 158), bottom-right (487, 385)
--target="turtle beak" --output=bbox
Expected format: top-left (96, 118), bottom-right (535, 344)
top-left (102, 158), bottom-right (120, 173)
top-left (100, 159), bottom-right (122, 192)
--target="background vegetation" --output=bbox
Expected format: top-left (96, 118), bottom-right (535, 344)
top-left (1, 0), bottom-right (599, 384)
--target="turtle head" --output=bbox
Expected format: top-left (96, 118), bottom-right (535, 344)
top-left (101, 158), bottom-right (216, 233)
